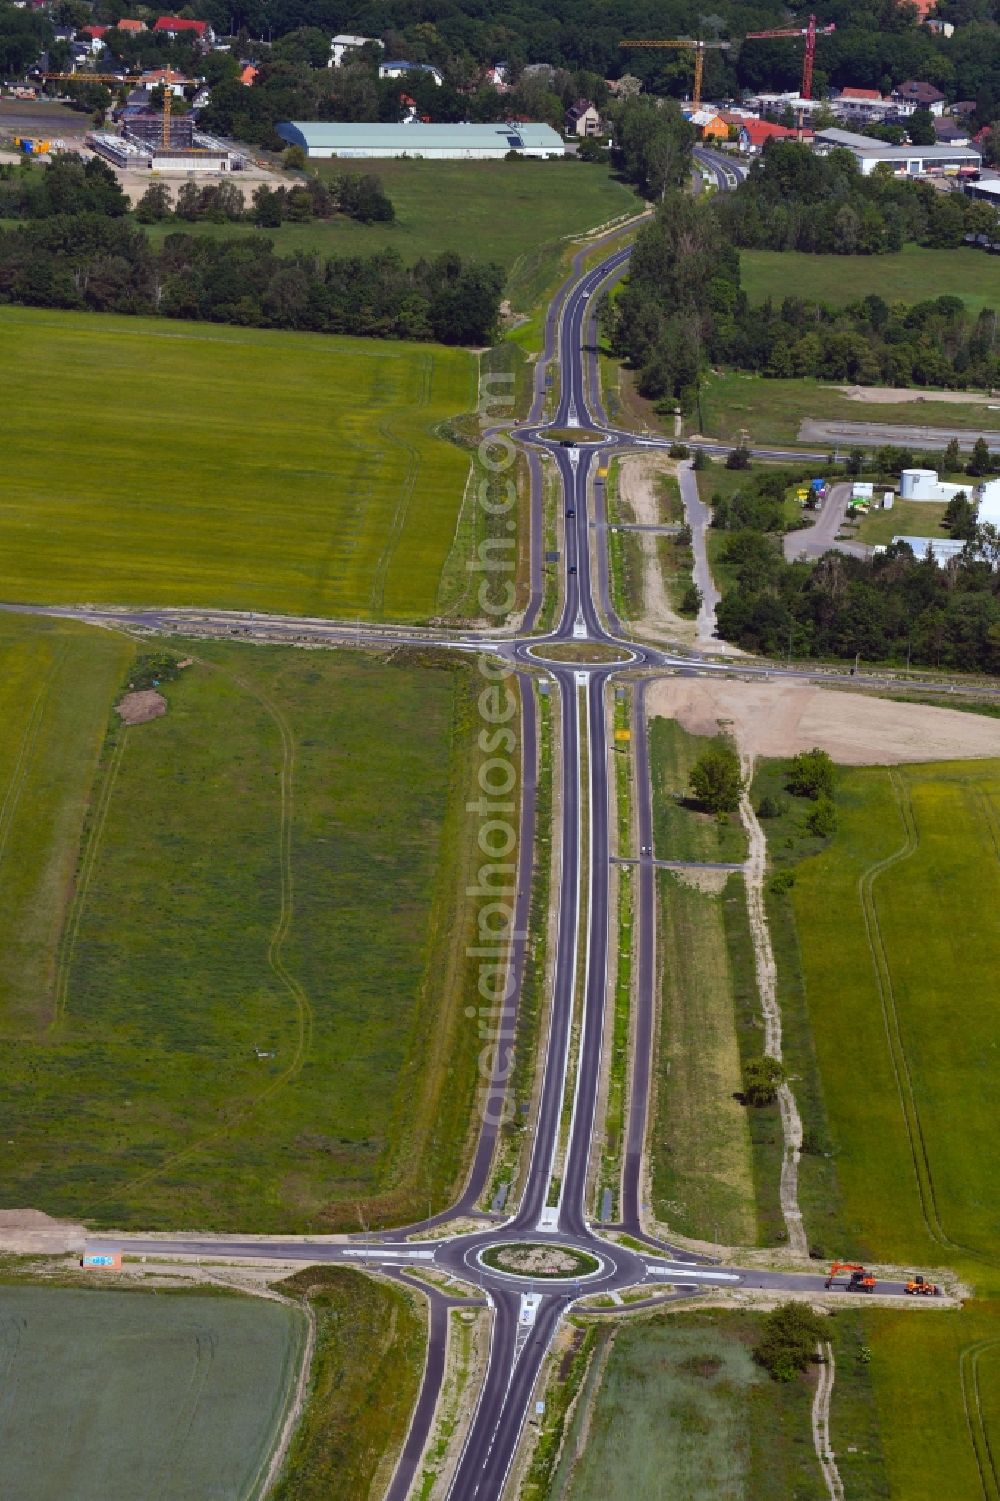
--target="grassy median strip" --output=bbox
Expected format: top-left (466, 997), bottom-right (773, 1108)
top-left (272, 1267), bottom-right (425, 1501)
top-left (598, 689), bottom-right (633, 1216)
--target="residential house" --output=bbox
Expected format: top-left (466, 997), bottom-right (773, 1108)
top-left (935, 117), bottom-right (970, 146)
top-left (329, 33), bottom-right (382, 68)
top-left (738, 119), bottom-right (800, 154)
top-left (116, 18), bottom-right (146, 32)
top-left (565, 98), bottom-right (602, 137)
top-left (892, 79), bottom-right (947, 116)
top-left (153, 17), bottom-right (213, 45)
top-left (239, 64), bottom-right (257, 86)
top-left (140, 67), bottom-right (193, 97)
top-left (379, 59), bottom-right (443, 86)
top-left (687, 107), bottom-right (729, 141)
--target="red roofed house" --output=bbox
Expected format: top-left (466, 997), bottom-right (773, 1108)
top-left (738, 119), bottom-right (799, 154)
top-left (239, 64), bottom-right (257, 85)
top-left (153, 16), bottom-right (213, 43)
top-left (116, 17), bottom-right (146, 30)
top-left (840, 87), bottom-right (880, 101)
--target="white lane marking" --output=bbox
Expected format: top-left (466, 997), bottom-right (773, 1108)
top-left (645, 1263), bottom-right (740, 1282)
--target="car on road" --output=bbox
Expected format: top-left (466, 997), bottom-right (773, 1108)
top-left (566, 508), bottom-right (575, 517)
top-left (569, 564), bottom-right (577, 574)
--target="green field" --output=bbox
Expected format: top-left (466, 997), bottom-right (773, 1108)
top-left (649, 717), bottom-right (748, 864)
top-left (860, 1301), bottom-right (1000, 1501)
top-left (0, 1284), bottom-right (303, 1500)
top-left (553, 1311), bottom-right (827, 1501)
top-left (695, 372), bottom-right (1000, 447)
top-left (651, 872), bottom-right (756, 1246)
top-left (0, 306), bottom-right (476, 621)
top-left (784, 758), bottom-right (1000, 1270)
top-left (741, 245), bottom-right (1000, 315)
top-left (141, 160), bottom-right (639, 313)
top-left (0, 615), bottom-right (490, 1229)
top-left (273, 1267), bottom-right (425, 1501)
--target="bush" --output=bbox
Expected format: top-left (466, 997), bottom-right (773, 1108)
top-left (753, 1303), bottom-right (825, 1382)
top-left (679, 582), bottom-right (702, 616)
top-left (806, 796), bottom-right (838, 837)
top-left (769, 869), bottom-right (795, 894)
top-left (283, 144), bottom-right (307, 170)
top-left (757, 793), bottom-right (786, 819)
top-left (668, 441), bottom-right (690, 458)
top-left (128, 653), bottom-right (181, 691)
top-left (742, 1054), bottom-right (784, 1107)
top-left (725, 443), bottom-right (751, 470)
top-left (785, 747), bottom-right (834, 800)
top-left (692, 449), bottom-right (709, 471)
top-left (690, 743), bottom-right (743, 814)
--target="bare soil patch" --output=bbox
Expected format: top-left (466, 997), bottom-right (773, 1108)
top-left (836, 385), bottom-right (1000, 406)
top-left (116, 689), bottom-right (167, 725)
top-left (646, 679), bottom-right (1000, 765)
top-left (0, 1208), bottom-right (85, 1253)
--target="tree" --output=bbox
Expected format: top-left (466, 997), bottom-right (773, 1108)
top-left (692, 449), bottom-right (709, 471)
top-left (726, 443), bottom-right (751, 470)
top-left (753, 1303), bottom-right (825, 1382)
top-left (967, 437), bottom-right (995, 477)
top-left (785, 747), bottom-right (834, 800)
top-left (907, 107), bottom-right (936, 146)
top-left (135, 181), bottom-right (172, 222)
top-left (743, 1055), bottom-right (784, 1107)
top-left (679, 582), bottom-right (702, 616)
top-left (943, 436), bottom-right (961, 473)
top-left (806, 795), bottom-right (838, 837)
top-left (944, 489), bottom-right (977, 540)
top-left (283, 144), bottom-right (307, 170)
top-left (690, 743), bottom-right (744, 814)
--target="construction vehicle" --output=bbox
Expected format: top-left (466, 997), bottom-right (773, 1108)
top-left (905, 1275), bottom-right (941, 1296)
top-left (743, 14), bottom-right (836, 103)
top-left (825, 1261), bottom-right (877, 1293)
top-left (618, 37), bottom-right (731, 111)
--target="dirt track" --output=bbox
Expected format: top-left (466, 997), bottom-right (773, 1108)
top-left (646, 679), bottom-right (1000, 765)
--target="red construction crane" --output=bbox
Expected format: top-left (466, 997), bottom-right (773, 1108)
top-left (743, 14), bottom-right (836, 101)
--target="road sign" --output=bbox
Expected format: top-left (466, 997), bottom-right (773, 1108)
top-left (82, 1252), bottom-right (122, 1269)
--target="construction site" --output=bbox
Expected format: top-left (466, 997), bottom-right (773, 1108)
top-left (41, 72), bottom-right (245, 173)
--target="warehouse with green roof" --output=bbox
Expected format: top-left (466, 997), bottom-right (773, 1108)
top-left (275, 121), bottom-right (566, 159)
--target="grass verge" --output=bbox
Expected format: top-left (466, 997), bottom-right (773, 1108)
top-left (272, 1266), bottom-right (425, 1501)
top-left (648, 717), bottom-right (748, 864)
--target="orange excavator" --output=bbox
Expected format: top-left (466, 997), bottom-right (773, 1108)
top-left (905, 1274), bottom-right (941, 1296)
top-left (825, 1261), bottom-right (877, 1293)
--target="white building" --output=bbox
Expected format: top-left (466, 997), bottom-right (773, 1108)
top-left (275, 120), bottom-right (565, 159)
top-left (813, 125), bottom-right (982, 176)
top-left (900, 468), bottom-right (968, 503)
top-left (379, 59), bottom-right (443, 86)
top-left (328, 33), bottom-right (382, 68)
top-left (977, 477), bottom-right (1000, 526)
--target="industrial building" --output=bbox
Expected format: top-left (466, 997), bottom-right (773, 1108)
top-left (899, 468), bottom-right (1000, 528)
top-left (275, 121), bottom-right (565, 159)
top-left (812, 125), bottom-right (982, 176)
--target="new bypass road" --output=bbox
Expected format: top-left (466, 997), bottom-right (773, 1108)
top-left (74, 200), bottom-right (945, 1501)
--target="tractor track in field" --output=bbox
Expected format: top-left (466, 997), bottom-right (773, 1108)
top-left (858, 768), bottom-right (951, 1254)
top-left (960, 1338), bottom-right (1000, 1501)
top-left (117, 658), bottom-right (316, 1200)
top-left (51, 726), bottom-right (128, 1028)
top-left (812, 1340), bottom-right (845, 1501)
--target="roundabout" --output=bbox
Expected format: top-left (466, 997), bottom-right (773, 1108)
top-left (477, 1242), bottom-right (603, 1281)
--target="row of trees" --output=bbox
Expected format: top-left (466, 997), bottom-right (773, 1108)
top-left (134, 171), bottom-right (394, 226)
top-left (715, 143), bottom-right (998, 257)
top-left (0, 215), bottom-right (503, 344)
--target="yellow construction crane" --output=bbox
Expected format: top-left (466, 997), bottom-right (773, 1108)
top-left (43, 71), bottom-right (174, 147)
top-left (618, 38), bottom-right (731, 110)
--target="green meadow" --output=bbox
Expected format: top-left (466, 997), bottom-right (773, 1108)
top-left (741, 244), bottom-right (1000, 316)
top-left (786, 759), bottom-right (1000, 1271)
top-left (0, 614), bottom-right (492, 1230)
top-left (0, 306), bottom-right (476, 621)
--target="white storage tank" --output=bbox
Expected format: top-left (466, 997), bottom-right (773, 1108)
top-left (900, 468), bottom-right (940, 500)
